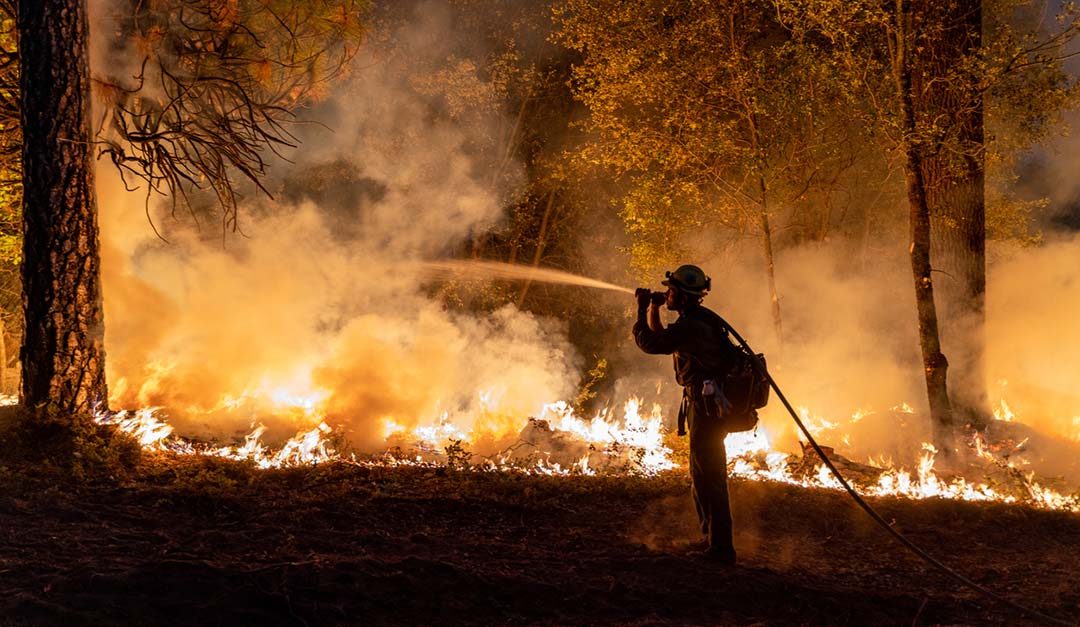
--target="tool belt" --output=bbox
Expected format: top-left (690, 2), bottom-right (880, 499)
top-left (678, 385), bottom-right (719, 436)
top-left (678, 380), bottom-right (758, 436)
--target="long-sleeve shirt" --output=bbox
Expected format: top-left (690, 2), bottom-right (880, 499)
top-left (633, 303), bottom-right (743, 388)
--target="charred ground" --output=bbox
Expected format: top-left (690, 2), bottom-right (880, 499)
top-left (0, 451), bottom-right (1076, 627)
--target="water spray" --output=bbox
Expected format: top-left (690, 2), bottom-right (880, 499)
top-left (417, 260), bottom-right (635, 294)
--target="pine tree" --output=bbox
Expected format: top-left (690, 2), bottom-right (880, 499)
top-left (17, 0), bottom-right (106, 417)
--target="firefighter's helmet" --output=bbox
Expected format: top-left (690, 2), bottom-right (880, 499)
top-left (662, 264), bottom-right (711, 296)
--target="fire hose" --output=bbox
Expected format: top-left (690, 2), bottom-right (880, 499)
top-left (719, 317), bottom-right (1075, 627)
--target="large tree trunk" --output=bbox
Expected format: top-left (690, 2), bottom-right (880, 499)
top-left (894, 0), bottom-right (954, 450)
top-left (913, 0), bottom-right (987, 426)
top-left (17, 0), bottom-right (107, 418)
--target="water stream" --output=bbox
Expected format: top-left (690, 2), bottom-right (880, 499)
top-left (417, 260), bottom-right (634, 294)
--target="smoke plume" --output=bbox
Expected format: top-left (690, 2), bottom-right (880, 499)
top-left (654, 233), bottom-right (1080, 478)
top-left (95, 3), bottom-right (579, 451)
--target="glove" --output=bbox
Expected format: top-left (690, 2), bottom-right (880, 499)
top-left (650, 291), bottom-right (665, 306)
top-left (635, 287), bottom-right (652, 310)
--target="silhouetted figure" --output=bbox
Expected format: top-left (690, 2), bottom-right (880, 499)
top-left (634, 265), bottom-right (743, 564)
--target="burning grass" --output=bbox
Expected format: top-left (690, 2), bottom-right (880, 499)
top-left (44, 390), bottom-right (1079, 515)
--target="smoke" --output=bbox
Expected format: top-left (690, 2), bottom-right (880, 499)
top-left (95, 2), bottom-right (580, 451)
top-left (627, 494), bottom-right (701, 551)
top-left (985, 234), bottom-right (1080, 441)
top-left (654, 240), bottom-right (925, 456)
top-left (648, 232), bottom-right (1080, 474)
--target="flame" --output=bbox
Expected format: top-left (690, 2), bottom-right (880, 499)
top-left (992, 379), bottom-right (1015, 422)
top-left (798, 406), bottom-right (839, 433)
top-left (24, 385), bottom-right (1067, 513)
top-left (411, 417), bottom-right (471, 447)
top-left (724, 434), bottom-right (1076, 511)
top-left (98, 407), bottom-right (174, 447)
top-left (537, 398), bottom-right (675, 473)
top-left (94, 404), bottom-right (339, 469)
top-left (993, 398), bottom-right (1016, 422)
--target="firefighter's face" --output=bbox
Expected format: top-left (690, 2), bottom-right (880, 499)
top-left (665, 287), bottom-right (680, 311)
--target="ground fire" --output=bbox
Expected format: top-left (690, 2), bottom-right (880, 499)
top-left (85, 379), bottom-right (1080, 514)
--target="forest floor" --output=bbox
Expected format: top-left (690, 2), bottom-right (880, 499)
top-left (0, 450), bottom-right (1076, 627)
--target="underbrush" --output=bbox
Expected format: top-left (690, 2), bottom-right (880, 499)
top-left (0, 406), bottom-right (142, 482)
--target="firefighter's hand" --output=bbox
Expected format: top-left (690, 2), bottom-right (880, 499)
top-left (650, 291), bottom-right (665, 306)
top-left (635, 288), bottom-right (652, 310)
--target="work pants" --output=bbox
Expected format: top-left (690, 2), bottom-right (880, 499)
top-left (687, 398), bottom-right (735, 556)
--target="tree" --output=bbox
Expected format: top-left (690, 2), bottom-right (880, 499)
top-left (891, 0), bottom-right (955, 446)
top-left (928, 0), bottom-right (1079, 422)
top-left (554, 0), bottom-right (868, 344)
top-left (0, 1), bottom-right (21, 389)
top-left (15, 0), bottom-right (365, 419)
top-left (17, 0), bottom-right (104, 417)
top-left (902, 0), bottom-right (1079, 437)
top-left (385, 0), bottom-right (603, 313)
top-left (778, 0), bottom-right (1080, 446)
top-left (914, 0), bottom-right (986, 427)
top-left (96, 0), bottom-right (365, 236)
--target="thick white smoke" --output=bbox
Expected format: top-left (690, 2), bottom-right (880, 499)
top-left (95, 3), bottom-right (580, 451)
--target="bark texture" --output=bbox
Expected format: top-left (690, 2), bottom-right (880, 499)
top-left (894, 0), bottom-right (954, 448)
top-left (18, 0), bottom-right (107, 417)
top-left (911, 0), bottom-right (987, 424)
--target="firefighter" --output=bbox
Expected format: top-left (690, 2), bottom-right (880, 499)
top-left (633, 264), bottom-right (743, 564)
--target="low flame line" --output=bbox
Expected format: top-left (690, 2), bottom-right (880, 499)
top-left (27, 392), bottom-right (1071, 514)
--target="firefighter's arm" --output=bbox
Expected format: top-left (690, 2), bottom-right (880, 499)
top-left (634, 315), bottom-right (694, 355)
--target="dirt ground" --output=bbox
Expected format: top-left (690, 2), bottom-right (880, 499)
top-left (0, 457), bottom-right (1076, 627)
